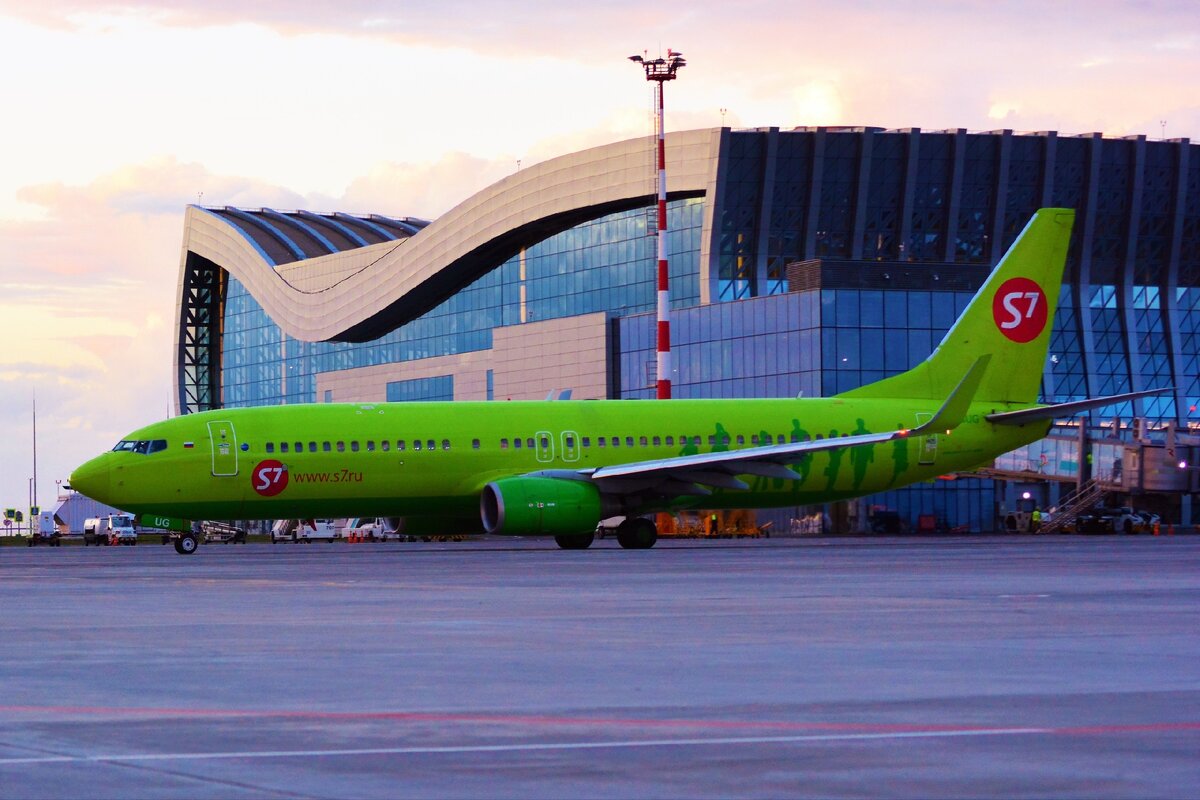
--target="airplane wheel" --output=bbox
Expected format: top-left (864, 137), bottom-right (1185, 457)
top-left (174, 533), bottom-right (199, 555)
top-left (555, 533), bottom-right (595, 550)
top-left (616, 518), bottom-right (658, 549)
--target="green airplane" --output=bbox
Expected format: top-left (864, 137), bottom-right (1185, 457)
top-left (70, 209), bottom-right (1165, 554)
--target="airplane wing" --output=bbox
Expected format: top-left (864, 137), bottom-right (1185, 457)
top-left (985, 387), bottom-right (1173, 425)
top-left (558, 356), bottom-right (990, 496)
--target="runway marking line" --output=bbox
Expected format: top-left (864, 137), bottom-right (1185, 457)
top-left (2, 723), bottom-right (1198, 766)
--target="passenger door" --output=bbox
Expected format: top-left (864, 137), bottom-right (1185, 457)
top-left (207, 420), bottom-right (239, 476)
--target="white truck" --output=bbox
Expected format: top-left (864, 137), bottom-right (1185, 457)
top-left (271, 519), bottom-right (340, 543)
top-left (83, 513), bottom-right (137, 546)
top-left (344, 517), bottom-right (403, 542)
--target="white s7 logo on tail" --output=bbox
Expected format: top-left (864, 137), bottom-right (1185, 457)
top-left (1000, 292), bottom-right (1040, 329)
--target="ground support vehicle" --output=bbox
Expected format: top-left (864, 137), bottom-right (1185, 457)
top-left (344, 518), bottom-right (407, 542)
top-left (83, 514), bottom-right (137, 546)
top-left (201, 521), bottom-right (247, 544)
top-left (27, 512), bottom-right (62, 547)
top-left (271, 519), bottom-right (340, 543)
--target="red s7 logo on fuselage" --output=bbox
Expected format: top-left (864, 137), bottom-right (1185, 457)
top-left (252, 460), bottom-right (288, 496)
top-left (992, 278), bottom-right (1048, 343)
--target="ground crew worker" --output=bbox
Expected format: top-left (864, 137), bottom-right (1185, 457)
top-left (709, 513), bottom-right (718, 535)
top-left (1031, 507), bottom-right (1042, 533)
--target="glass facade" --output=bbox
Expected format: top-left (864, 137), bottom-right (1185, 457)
top-left (190, 127), bottom-right (1200, 533)
top-left (221, 199), bottom-right (702, 407)
top-left (386, 375), bottom-right (454, 403)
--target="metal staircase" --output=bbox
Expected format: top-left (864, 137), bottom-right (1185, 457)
top-left (1039, 478), bottom-right (1106, 534)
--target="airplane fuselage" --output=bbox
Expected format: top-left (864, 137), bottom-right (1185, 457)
top-left (71, 398), bottom-right (1048, 526)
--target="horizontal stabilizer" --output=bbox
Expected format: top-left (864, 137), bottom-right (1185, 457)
top-left (985, 387), bottom-right (1174, 425)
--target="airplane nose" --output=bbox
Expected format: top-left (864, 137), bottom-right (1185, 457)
top-left (70, 456), bottom-right (111, 503)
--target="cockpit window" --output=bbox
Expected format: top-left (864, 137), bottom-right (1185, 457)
top-left (113, 439), bottom-right (168, 454)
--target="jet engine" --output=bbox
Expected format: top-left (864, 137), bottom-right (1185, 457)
top-left (480, 477), bottom-right (611, 536)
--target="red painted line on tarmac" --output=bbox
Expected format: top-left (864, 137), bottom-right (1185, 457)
top-left (1, 704), bottom-right (1198, 737)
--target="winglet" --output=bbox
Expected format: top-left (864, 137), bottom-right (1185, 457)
top-left (909, 355), bottom-right (991, 436)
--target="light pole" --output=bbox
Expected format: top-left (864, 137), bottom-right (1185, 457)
top-left (629, 49), bottom-right (686, 399)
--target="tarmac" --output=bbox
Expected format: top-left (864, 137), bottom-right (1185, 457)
top-left (1, 536), bottom-right (1197, 799)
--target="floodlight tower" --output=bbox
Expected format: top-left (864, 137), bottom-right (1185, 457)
top-left (629, 49), bottom-right (686, 399)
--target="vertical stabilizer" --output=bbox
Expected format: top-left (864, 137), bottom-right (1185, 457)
top-left (839, 208), bottom-right (1075, 404)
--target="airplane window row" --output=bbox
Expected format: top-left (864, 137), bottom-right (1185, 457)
top-left (111, 439), bottom-right (168, 454)
top-left (258, 431), bottom-right (822, 457)
top-left (494, 433), bottom-right (809, 450)
top-left (264, 438), bottom-right (484, 454)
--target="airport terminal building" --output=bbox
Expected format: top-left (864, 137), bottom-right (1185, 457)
top-left (173, 127), bottom-right (1200, 530)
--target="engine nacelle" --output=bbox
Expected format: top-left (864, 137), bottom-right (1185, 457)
top-left (481, 477), bottom-right (604, 536)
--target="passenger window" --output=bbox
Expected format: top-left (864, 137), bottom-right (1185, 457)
top-left (751, 435), bottom-right (759, 445)
top-left (652, 436), bottom-right (660, 446)
top-left (722, 435), bottom-right (731, 446)
top-left (337, 441), bottom-right (345, 452)
top-left (597, 438), bottom-right (606, 448)
top-left (381, 441), bottom-right (390, 452)
top-left (565, 436), bottom-right (575, 448)
top-left (500, 438), bottom-right (509, 449)
top-left (323, 442), bottom-right (331, 452)
top-left (778, 434), bottom-right (786, 444)
top-left (280, 442), bottom-right (289, 453)
top-left (472, 439), bottom-right (480, 450)
top-left (612, 437), bottom-right (620, 448)
top-left (397, 440), bottom-right (405, 451)
top-left (581, 437), bottom-right (590, 448)
top-left (442, 439), bottom-right (450, 450)
top-left (665, 436), bottom-right (674, 446)
top-left (308, 442), bottom-right (317, 452)
top-left (526, 438), bottom-right (534, 449)
top-left (292, 442), bottom-right (301, 453)
top-left (414, 440), bottom-right (422, 451)
top-left (737, 435), bottom-right (745, 445)
top-left (351, 441), bottom-right (360, 452)
top-left (708, 435), bottom-right (716, 445)
top-left (513, 438), bottom-right (521, 449)
top-left (540, 436), bottom-right (549, 448)
top-left (428, 440), bottom-right (436, 451)
top-left (366, 441), bottom-right (375, 452)
top-left (692, 436), bottom-right (701, 446)
top-left (266, 443), bottom-right (274, 454)
top-left (626, 436), bottom-right (634, 447)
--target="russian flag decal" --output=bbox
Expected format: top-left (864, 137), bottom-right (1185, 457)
top-left (183, 441), bottom-right (194, 448)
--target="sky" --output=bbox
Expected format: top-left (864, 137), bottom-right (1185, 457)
top-left (1, 0), bottom-right (1198, 511)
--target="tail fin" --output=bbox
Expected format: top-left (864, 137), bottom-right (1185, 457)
top-left (839, 208), bottom-right (1075, 405)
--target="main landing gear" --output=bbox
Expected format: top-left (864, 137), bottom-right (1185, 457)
top-left (615, 517), bottom-right (657, 549)
top-left (553, 518), bottom-right (659, 550)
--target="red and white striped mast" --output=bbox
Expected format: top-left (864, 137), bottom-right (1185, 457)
top-left (629, 49), bottom-right (686, 399)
